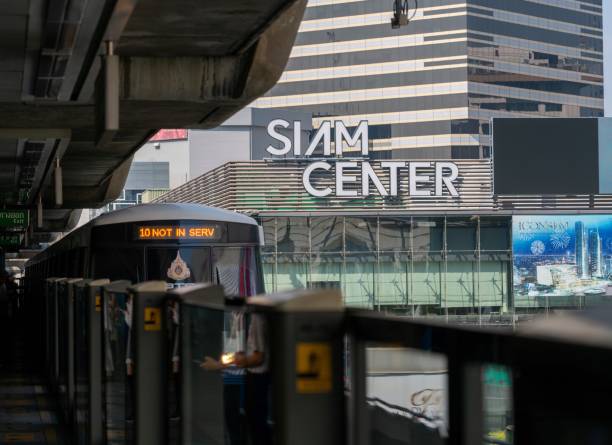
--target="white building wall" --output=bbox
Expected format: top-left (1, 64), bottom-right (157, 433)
top-left (188, 129), bottom-right (251, 179)
top-left (134, 139), bottom-right (190, 189)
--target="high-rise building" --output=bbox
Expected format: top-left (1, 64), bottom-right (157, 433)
top-left (575, 221), bottom-right (589, 279)
top-left (256, 0), bottom-right (603, 159)
top-left (589, 228), bottom-right (603, 278)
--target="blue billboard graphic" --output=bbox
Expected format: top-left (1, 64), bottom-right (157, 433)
top-left (513, 215), bottom-right (612, 302)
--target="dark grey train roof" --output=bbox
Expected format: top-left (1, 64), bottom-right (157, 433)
top-left (91, 203), bottom-right (258, 227)
top-left (25, 204), bottom-right (258, 267)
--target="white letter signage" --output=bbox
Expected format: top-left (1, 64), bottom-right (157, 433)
top-left (266, 120), bottom-right (462, 199)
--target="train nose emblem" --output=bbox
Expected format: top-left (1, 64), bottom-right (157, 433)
top-left (167, 251), bottom-right (191, 281)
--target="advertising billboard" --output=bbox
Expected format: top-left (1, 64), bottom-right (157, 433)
top-left (493, 118), bottom-right (612, 195)
top-left (513, 215), bottom-right (612, 304)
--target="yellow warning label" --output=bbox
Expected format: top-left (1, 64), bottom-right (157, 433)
top-left (144, 307), bottom-right (161, 331)
top-left (95, 295), bottom-right (101, 312)
top-left (296, 342), bottom-right (332, 394)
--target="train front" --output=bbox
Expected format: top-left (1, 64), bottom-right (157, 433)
top-left (90, 205), bottom-right (264, 298)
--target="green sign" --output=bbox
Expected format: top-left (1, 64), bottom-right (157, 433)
top-left (0, 233), bottom-right (22, 247)
top-left (0, 210), bottom-right (28, 229)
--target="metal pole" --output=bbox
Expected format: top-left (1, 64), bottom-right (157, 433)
top-left (55, 157), bottom-right (63, 206)
top-left (477, 216), bottom-right (481, 326)
top-left (444, 216), bottom-right (448, 322)
top-left (37, 195), bottom-right (43, 228)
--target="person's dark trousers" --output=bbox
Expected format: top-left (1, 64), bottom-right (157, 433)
top-left (245, 372), bottom-right (271, 445)
top-left (224, 383), bottom-right (245, 445)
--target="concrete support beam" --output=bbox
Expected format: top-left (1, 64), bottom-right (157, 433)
top-left (0, 128), bottom-right (72, 140)
top-left (0, 0), bottom-right (308, 232)
top-left (30, 133), bottom-right (71, 205)
top-left (119, 55), bottom-right (252, 102)
top-left (95, 43), bottom-right (120, 148)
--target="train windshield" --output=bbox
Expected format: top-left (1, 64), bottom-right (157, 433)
top-left (146, 246), bottom-right (260, 296)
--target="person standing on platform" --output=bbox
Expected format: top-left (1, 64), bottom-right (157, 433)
top-left (234, 313), bottom-right (270, 445)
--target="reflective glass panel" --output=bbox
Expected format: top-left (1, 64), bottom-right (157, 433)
top-left (480, 218), bottom-right (510, 253)
top-left (343, 254), bottom-right (376, 308)
top-left (412, 261), bottom-right (442, 310)
top-left (261, 254), bottom-right (276, 293)
top-left (478, 262), bottom-right (508, 309)
top-left (276, 254), bottom-right (310, 291)
top-left (345, 217), bottom-right (377, 252)
top-left (445, 261), bottom-right (476, 310)
top-left (366, 346), bottom-right (449, 443)
top-left (310, 253), bottom-right (342, 293)
top-left (183, 307), bottom-right (272, 445)
top-left (212, 246), bottom-right (260, 297)
top-left (482, 364), bottom-right (513, 445)
top-left (103, 290), bottom-right (132, 444)
top-left (260, 217), bottom-right (276, 254)
top-left (93, 249), bottom-right (144, 282)
top-left (277, 217), bottom-right (309, 253)
top-left (446, 218), bottom-right (477, 254)
top-left (182, 306), bottom-right (226, 444)
top-left (379, 218), bottom-right (412, 252)
top-left (378, 253), bottom-right (409, 309)
top-left (311, 217), bottom-right (343, 252)
top-left (413, 218), bottom-right (443, 253)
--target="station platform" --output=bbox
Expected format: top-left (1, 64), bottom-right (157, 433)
top-left (0, 326), bottom-right (68, 445)
top-left (3, 278), bottom-right (612, 445)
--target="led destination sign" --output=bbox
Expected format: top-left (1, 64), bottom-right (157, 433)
top-left (266, 120), bottom-right (462, 198)
top-left (136, 225), bottom-right (221, 241)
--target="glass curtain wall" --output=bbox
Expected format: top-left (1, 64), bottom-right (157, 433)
top-left (260, 215), bottom-right (512, 324)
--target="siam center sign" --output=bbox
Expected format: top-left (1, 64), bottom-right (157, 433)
top-left (266, 120), bottom-right (461, 198)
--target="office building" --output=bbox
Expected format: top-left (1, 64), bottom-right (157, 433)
top-left (256, 0), bottom-right (604, 159)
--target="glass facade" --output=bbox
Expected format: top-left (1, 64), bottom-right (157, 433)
top-left (256, 0), bottom-right (603, 160)
top-left (260, 215), bottom-right (512, 320)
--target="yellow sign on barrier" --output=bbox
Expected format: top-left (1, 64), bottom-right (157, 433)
top-left (144, 307), bottom-right (161, 331)
top-left (296, 342), bottom-right (332, 394)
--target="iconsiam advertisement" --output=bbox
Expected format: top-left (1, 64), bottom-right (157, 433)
top-left (513, 215), bottom-right (612, 302)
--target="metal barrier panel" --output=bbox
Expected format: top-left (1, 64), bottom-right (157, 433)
top-left (57, 279), bottom-right (69, 400)
top-left (44, 278), bottom-right (51, 376)
top-left (249, 290), bottom-right (346, 445)
top-left (171, 284), bottom-right (228, 445)
top-left (177, 285), bottom-right (345, 445)
top-left (74, 278), bottom-right (108, 445)
top-left (102, 280), bottom-right (132, 445)
top-left (130, 281), bottom-right (168, 445)
top-left (71, 278), bottom-right (92, 444)
top-left (63, 278), bottom-right (83, 424)
top-left (45, 278), bottom-right (61, 383)
top-left (346, 312), bottom-right (519, 445)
